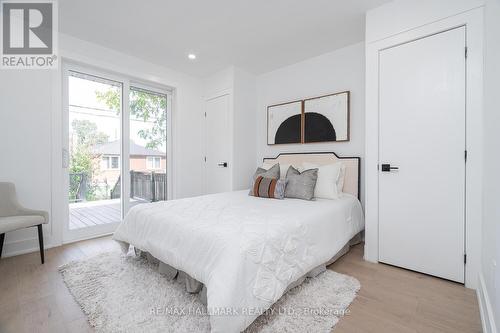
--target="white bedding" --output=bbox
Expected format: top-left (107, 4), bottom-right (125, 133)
top-left (113, 190), bottom-right (364, 333)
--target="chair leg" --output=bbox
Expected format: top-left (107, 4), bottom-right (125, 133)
top-left (37, 224), bottom-right (44, 264)
top-left (0, 233), bottom-right (5, 259)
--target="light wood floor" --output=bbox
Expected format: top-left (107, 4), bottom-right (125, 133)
top-left (0, 237), bottom-right (481, 333)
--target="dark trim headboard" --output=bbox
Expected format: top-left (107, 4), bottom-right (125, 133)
top-left (263, 152), bottom-right (361, 199)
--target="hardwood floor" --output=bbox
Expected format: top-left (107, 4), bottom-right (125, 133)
top-left (329, 245), bottom-right (481, 333)
top-left (0, 237), bottom-right (481, 333)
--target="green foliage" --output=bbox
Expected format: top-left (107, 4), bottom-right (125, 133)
top-left (71, 119), bottom-right (109, 148)
top-left (95, 89), bottom-right (121, 112)
top-left (96, 88), bottom-right (167, 149)
top-left (69, 148), bottom-right (93, 174)
top-left (69, 119), bottom-right (110, 201)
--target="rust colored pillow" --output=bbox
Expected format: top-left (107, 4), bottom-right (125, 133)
top-left (250, 176), bottom-right (287, 199)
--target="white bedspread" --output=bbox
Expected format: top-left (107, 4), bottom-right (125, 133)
top-left (113, 190), bottom-right (364, 333)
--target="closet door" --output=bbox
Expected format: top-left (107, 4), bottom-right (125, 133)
top-left (204, 94), bottom-right (231, 194)
top-left (378, 27), bottom-right (466, 282)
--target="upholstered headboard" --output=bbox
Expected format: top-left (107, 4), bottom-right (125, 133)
top-left (263, 152), bottom-right (361, 199)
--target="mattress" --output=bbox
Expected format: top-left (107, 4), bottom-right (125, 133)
top-left (113, 190), bottom-right (364, 333)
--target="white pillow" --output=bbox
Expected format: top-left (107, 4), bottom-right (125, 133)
top-left (302, 162), bottom-right (343, 199)
top-left (337, 163), bottom-right (347, 194)
top-left (261, 161), bottom-right (274, 170)
top-left (262, 161), bottom-right (294, 180)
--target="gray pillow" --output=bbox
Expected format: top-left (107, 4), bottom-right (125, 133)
top-left (285, 166), bottom-right (318, 200)
top-left (249, 163), bottom-right (280, 193)
top-left (252, 163), bottom-right (280, 180)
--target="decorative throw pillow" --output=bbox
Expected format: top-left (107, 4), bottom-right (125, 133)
top-left (252, 163), bottom-right (280, 180)
top-left (262, 161), bottom-right (294, 180)
top-left (302, 162), bottom-right (343, 199)
top-left (250, 176), bottom-right (287, 199)
top-left (249, 163), bottom-right (280, 193)
top-left (285, 166), bottom-right (318, 200)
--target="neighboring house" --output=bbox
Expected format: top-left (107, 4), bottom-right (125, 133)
top-left (92, 140), bottom-right (166, 187)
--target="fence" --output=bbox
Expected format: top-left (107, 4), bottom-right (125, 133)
top-left (111, 171), bottom-right (167, 202)
top-left (69, 172), bottom-right (87, 203)
top-left (110, 176), bottom-right (121, 200)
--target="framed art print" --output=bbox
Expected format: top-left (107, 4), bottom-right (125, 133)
top-left (303, 91), bottom-right (350, 143)
top-left (267, 100), bottom-right (303, 145)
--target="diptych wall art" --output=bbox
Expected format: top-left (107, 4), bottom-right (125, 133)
top-left (267, 91), bottom-right (350, 145)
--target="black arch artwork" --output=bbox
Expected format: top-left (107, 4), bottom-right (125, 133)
top-left (304, 112), bottom-right (336, 143)
top-left (274, 114), bottom-right (301, 144)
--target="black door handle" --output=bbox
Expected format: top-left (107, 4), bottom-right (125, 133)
top-left (381, 164), bottom-right (399, 172)
top-left (218, 162), bottom-right (228, 167)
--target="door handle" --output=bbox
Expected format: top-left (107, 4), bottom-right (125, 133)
top-left (381, 164), bottom-right (399, 172)
top-left (218, 162), bottom-right (228, 168)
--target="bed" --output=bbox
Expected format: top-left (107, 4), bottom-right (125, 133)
top-left (113, 152), bottom-right (364, 333)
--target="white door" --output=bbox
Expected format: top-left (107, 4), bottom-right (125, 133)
top-left (378, 27), bottom-right (466, 283)
top-left (204, 94), bottom-right (231, 194)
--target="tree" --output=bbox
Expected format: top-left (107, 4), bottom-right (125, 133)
top-left (69, 119), bottom-right (109, 201)
top-left (69, 119), bottom-right (109, 176)
top-left (71, 119), bottom-right (109, 148)
top-left (95, 88), bottom-right (167, 149)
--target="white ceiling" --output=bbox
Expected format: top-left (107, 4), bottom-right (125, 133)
top-left (59, 0), bottom-right (390, 77)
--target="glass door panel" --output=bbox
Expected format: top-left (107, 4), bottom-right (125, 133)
top-left (128, 86), bottom-right (168, 208)
top-left (67, 71), bottom-right (122, 232)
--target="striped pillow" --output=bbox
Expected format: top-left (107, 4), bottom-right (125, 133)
top-left (251, 176), bottom-right (287, 199)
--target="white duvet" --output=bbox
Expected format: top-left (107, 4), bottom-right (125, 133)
top-left (113, 190), bottom-right (364, 333)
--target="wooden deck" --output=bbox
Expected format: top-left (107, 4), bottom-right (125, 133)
top-left (69, 199), bottom-right (121, 229)
top-left (69, 199), bottom-right (147, 230)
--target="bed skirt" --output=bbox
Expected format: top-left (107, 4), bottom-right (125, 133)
top-left (117, 231), bottom-right (364, 306)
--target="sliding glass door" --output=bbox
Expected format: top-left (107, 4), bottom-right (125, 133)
top-left (67, 71), bottom-right (123, 238)
top-left (128, 86), bottom-right (168, 210)
top-left (63, 63), bottom-right (171, 242)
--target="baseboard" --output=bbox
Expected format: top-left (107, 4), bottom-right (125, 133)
top-left (2, 232), bottom-right (113, 258)
top-left (1, 237), bottom-right (55, 258)
top-left (477, 273), bottom-right (498, 333)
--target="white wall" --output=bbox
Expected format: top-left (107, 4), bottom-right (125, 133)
top-left (0, 33), bottom-right (204, 256)
top-left (0, 70), bottom-right (54, 255)
top-left (204, 67), bottom-right (234, 98)
top-left (256, 43), bottom-right (365, 202)
top-left (481, 0), bottom-right (500, 330)
top-left (233, 67), bottom-right (257, 190)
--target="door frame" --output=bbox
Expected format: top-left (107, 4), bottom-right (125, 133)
top-left (61, 60), bottom-right (173, 243)
top-left (365, 8), bottom-right (484, 288)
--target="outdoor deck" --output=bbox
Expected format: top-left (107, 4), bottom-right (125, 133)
top-left (69, 198), bottom-right (145, 230)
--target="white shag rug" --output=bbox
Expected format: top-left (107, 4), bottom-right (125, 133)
top-left (59, 252), bottom-right (360, 333)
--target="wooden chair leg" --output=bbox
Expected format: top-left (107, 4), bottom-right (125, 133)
top-left (0, 233), bottom-right (5, 259)
top-left (37, 224), bottom-right (44, 264)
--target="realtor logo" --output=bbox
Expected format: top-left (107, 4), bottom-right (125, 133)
top-left (1, 0), bottom-right (58, 69)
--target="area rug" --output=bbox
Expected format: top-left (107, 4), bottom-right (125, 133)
top-left (59, 252), bottom-right (360, 333)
